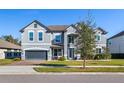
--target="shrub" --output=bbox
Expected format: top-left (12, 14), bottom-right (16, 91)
top-left (94, 53), bottom-right (111, 60)
top-left (58, 56), bottom-right (66, 61)
top-left (13, 58), bottom-right (21, 61)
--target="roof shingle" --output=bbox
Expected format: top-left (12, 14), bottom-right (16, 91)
top-left (48, 25), bottom-right (68, 31)
top-left (0, 39), bottom-right (21, 50)
top-left (108, 31), bottom-right (124, 40)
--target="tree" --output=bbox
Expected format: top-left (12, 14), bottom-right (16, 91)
top-left (76, 13), bottom-right (96, 69)
top-left (103, 47), bottom-right (111, 59)
top-left (1, 35), bottom-right (20, 45)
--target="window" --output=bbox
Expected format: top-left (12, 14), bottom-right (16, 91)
top-left (53, 49), bottom-right (62, 57)
top-left (95, 35), bottom-right (101, 41)
top-left (14, 52), bottom-right (17, 56)
top-left (96, 48), bottom-right (102, 54)
top-left (38, 32), bottom-right (43, 41)
top-left (55, 35), bottom-right (61, 43)
top-left (29, 32), bottom-right (34, 41)
top-left (108, 41), bottom-right (111, 45)
top-left (7, 52), bottom-right (12, 57)
top-left (34, 24), bottom-right (37, 28)
top-left (68, 36), bottom-right (74, 43)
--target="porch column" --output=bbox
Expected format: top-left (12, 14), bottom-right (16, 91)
top-left (64, 32), bottom-right (68, 59)
top-left (21, 50), bottom-right (25, 60)
top-left (48, 48), bottom-right (52, 61)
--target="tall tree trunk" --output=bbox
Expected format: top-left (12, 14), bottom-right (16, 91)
top-left (83, 57), bottom-right (86, 69)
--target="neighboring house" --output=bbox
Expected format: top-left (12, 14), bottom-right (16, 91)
top-left (0, 39), bottom-right (21, 59)
top-left (108, 31), bottom-right (124, 58)
top-left (20, 20), bottom-right (107, 60)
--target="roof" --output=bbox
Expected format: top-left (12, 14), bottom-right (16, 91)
top-left (48, 25), bottom-right (68, 32)
top-left (50, 45), bottom-right (63, 48)
top-left (96, 27), bottom-right (108, 34)
top-left (20, 20), bottom-right (50, 32)
top-left (0, 39), bottom-right (21, 50)
top-left (108, 31), bottom-right (124, 40)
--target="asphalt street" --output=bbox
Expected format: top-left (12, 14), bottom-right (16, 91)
top-left (0, 74), bottom-right (124, 83)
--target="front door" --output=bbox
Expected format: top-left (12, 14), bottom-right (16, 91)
top-left (69, 48), bottom-right (74, 59)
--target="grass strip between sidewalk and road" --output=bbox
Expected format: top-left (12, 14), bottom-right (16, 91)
top-left (34, 67), bottom-right (124, 72)
top-left (38, 59), bottom-right (124, 66)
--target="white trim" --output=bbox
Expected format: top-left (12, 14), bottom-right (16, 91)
top-left (28, 30), bottom-right (34, 42)
top-left (24, 47), bottom-right (49, 51)
top-left (37, 30), bottom-right (44, 42)
top-left (21, 43), bottom-right (51, 45)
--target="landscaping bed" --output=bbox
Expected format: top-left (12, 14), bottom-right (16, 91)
top-left (34, 67), bottom-right (124, 72)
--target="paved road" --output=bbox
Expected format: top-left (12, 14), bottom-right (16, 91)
top-left (0, 74), bottom-right (124, 83)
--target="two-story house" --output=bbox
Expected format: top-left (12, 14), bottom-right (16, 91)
top-left (20, 20), bottom-right (107, 60)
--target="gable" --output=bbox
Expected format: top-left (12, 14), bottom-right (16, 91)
top-left (66, 25), bottom-right (77, 35)
top-left (95, 27), bottom-right (107, 35)
top-left (20, 20), bottom-right (49, 33)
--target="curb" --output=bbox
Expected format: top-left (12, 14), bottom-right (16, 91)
top-left (1, 72), bottom-right (124, 75)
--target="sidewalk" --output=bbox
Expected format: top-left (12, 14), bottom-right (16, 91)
top-left (0, 65), bottom-right (124, 74)
top-left (67, 66), bottom-right (124, 68)
top-left (0, 66), bottom-right (38, 74)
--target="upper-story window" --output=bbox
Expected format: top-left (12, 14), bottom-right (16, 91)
top-left (95, 35), bottom-right (101, 41)
top-left (29, 31), bottom-right (34, 41)
top-left (38, 32), bottom-right (43, 41)
top-left (34, 24), bottom-right (37, 28)
top-left (55, 35), bottom-right (61, 43)
top-left (68, 35), bottom-right (74, 43)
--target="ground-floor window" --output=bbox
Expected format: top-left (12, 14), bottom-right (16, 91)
top-left (53, 49), bottom-right (62, 57)
top-left (96, 48), bottom-right (102, 54)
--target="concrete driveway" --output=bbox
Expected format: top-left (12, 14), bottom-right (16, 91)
top-left (10, 60), bottom-right (45, 66)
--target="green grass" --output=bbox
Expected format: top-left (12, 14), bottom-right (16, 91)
top-left (37, 59), bottom-right (124, 66)
top-left (34, 67), bottom-right (124, 72)
top-left (0, 59), bottom-right (16, 65)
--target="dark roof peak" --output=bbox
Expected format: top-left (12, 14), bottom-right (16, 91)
top-left (108, 31), bottom-right (124, 40)
top-left (20, 20), bottom-right (49, 32)
top-left (96, 27), bottom-right (108, 34)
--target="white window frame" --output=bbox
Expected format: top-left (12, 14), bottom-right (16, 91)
top-left (95, 34), bottom-right (101, 41)
top-left (37, 30), bottom-right (44, 42)
top-left (54, 35), bottom-right (62, 43)
top-left (28, 30), bottom-right (34, 42)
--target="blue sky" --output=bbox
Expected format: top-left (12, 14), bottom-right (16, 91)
top-left (0, 9), bottom-right (124, 39)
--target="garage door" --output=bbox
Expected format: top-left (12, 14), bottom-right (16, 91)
top-left (25, 50), bottom-right (47, 60)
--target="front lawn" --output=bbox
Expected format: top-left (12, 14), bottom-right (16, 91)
top-left (38, 59), bottom-right (124, 66)
top-left (0, 59), bottom-right (16, 65)
top-left (34, 67), bottom-right (124, 72)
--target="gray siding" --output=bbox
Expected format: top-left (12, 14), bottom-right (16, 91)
top-left (21, 21), bottom-right (52, 60)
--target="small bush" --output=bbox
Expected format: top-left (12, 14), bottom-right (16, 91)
top-left (58, 56), bottom-right (66, 61)
top-left (94, 53), bottom-right (111, 60)
top-left (13, 58), bottom-right (21, 61)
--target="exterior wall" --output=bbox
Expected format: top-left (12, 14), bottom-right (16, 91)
top-left (64, 26), bottom-right (77, 59)
top-left (51, 32), bottom-right (63, 44)
top-left (108, 35), bottom-right (124, 54)
top-left (95, 29), bottom-right (107, 53)
top-left (21, 22), bottom-right (52, 60)
top-left (0, 49), bottom-right (7, 59)
top-left (0, 49), bottom-right (21, 59)
top-left (21, 22), bottom-right (51, 44)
